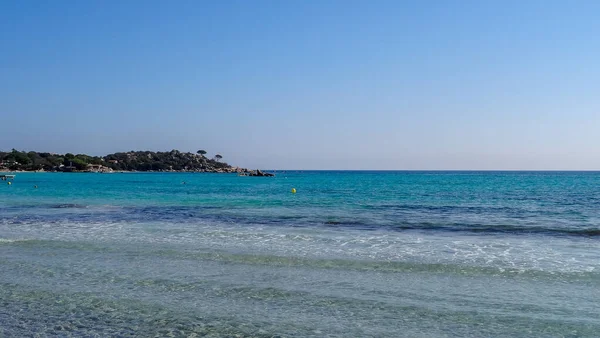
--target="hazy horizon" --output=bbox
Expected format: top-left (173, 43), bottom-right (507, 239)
top-left (2, 1), bottom-right (599, 170)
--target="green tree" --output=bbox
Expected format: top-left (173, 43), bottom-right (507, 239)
top-left (197, 150), bottom-right (207, 157)
top-left (90, 156), bottom-right (103, 165)
top-left (51, 157), bottom-right (64, 167)
top-left (11, 150), bottom-right (31, 166)
top-left (70, 158), bottom-right (89, 171)
top-left (215, 154), bottom-right (222, 162)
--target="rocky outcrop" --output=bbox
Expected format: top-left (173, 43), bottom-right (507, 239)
top-left (242, 169), bottom-right (275, 177)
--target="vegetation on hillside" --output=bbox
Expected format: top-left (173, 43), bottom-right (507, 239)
top-left (0, 149), bottom-right (234, 172)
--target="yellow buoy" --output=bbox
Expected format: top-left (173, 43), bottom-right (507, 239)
top-left (291, 188), bottom-right (296, 193)
top-left (7, 182), bottom-right (11, 185)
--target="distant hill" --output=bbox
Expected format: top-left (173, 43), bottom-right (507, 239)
top-left (0, 149), bottom-right (239, 173)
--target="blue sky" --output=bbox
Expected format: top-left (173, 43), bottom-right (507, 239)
top-left (1, 0), bottom-right (599, 169)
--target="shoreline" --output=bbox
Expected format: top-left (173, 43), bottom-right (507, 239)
top-left (0, 168), bottom-right (275, 176)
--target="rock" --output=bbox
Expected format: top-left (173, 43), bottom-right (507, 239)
top-left (248, 169), bottom-right (274, 177)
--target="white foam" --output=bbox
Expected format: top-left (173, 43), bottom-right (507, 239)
top-left (0, 238), bottom-right (30, 243)
top-left (2, 217), bottom-right (599, 274)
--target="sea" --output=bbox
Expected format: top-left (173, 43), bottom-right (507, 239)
top-left (0, 171), bottom-right (599, 337)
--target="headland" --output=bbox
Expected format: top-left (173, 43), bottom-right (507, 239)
top-left (0, 149), bottom-right (270, 175)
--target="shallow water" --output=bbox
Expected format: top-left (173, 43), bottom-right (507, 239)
top-left (1, 171), bottom-right (599, 337)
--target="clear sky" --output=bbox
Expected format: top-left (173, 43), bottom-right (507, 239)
top-left (1, 0), bottom-right (599, 170)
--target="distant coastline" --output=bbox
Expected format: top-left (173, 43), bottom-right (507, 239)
top-left (0, 149), bottom-right (247, 174)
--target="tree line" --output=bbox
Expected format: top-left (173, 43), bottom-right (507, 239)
top-left (0, 149), bottom-right (228, 172)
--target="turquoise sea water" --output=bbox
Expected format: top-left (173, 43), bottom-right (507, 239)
top-left (1, 171), bottom-right (599, 337)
